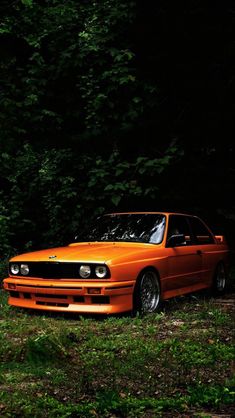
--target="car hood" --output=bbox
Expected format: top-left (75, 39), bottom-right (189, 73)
top-left (10, 241), bottom-right (163, 265)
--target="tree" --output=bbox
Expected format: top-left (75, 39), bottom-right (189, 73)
top-left (0, 1), bottom-right (234, 261)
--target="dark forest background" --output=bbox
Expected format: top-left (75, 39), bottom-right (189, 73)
top-left (0, 0), bottom-right (234, 264)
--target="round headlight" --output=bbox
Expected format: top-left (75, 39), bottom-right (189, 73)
top-left (79, 265), bottom-right (91, 278)
top-left (20, 264), bottom-right (29, 275)
top-left (95, 265), bottom-right (107, 278)
top-left (10, 264), bottom-right (20, 275)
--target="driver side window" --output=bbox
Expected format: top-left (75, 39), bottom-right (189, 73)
top-left (167, 215), bottom-right (192, 246)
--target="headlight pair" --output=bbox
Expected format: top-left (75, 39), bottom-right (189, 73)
top-left (9, 262), bottom-right (109, 279)
top-left (10, 264), bottom-right (29, 276)
top-left (79, 265), bottom-right (108, 279)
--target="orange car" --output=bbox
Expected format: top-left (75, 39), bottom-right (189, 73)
top-left (3, 212), bottom-right (229, 314)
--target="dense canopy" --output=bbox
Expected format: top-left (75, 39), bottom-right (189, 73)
top-left (0, 0), bottom-right (234, 268)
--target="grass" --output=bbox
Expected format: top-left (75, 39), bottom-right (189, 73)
top-left (0, 285), bottom-right (234, 417)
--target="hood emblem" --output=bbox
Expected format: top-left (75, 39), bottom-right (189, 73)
top-left (49, 255), bottom-right (57, 259)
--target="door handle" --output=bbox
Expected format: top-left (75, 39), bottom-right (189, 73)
top-left (196, 250), bottom-right (202, 255)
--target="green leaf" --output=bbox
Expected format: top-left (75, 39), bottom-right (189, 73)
top-left (21, 0), bottom-right (33, 7)
top-left (104, 184), bottom-right (114, 191)
top-left (111, 195), bottom-right (121, 206)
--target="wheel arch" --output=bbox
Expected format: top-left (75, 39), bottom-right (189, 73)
top-left (213, 259), bottom-right (227, 279)
top-left (212, 260), bottom-right (228, 295)
top-left (134, 265), bottom-right (161, 288)
top-left (132, 265), bottom-right (162, 313)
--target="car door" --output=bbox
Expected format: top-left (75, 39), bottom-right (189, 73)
top-left (165, 215), bottom-right (203, 295)
top-left (188, 216), bottom-right (216, 286)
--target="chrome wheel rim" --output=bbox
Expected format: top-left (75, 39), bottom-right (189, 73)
top-left (140, 271), bottom-right (160, 313)
top-left (216, 264), bottom-right (226, 292)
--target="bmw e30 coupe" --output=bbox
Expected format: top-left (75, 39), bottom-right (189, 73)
top-left (3, 212), bottom-right (229, 314)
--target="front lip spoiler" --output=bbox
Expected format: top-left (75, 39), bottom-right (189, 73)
top-left (6, 297), bottom-right (132, 314)
top-left (3, 277), bottom-right (135, 314)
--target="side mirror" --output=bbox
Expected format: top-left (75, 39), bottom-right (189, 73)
top-left (167, 234), bottom-right (186, 247)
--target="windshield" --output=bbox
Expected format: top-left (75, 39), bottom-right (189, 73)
top-left (75, 214), bottom-right (166, 244)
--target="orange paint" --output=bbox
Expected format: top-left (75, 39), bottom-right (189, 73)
top-left (3, 212), bottom-right (229, 314)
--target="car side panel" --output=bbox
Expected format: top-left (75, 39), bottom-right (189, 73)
top-left (199, 243), bottom-right (229, 285)
top-left (162, 245), bottom-right (202, 289)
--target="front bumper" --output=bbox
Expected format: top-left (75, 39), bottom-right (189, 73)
top-left (3, 277), bottom-right (135, 314)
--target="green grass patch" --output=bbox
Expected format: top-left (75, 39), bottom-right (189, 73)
top-left (0, 383), bottom-right (234, 417)
top-left (0, 286), bottom-right (234, 417)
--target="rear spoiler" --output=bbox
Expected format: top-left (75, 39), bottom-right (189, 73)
top-left (215, 235), bottom-right (227, 244)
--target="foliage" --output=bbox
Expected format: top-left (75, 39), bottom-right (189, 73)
top-left (0, 142), bottom-right (179, 262)
top-left (0, 0), bottom-right (234, 264)
top-left (0, 0), bottom-right (143, 150)
top-left (0, 0), bottom-right (175, 261)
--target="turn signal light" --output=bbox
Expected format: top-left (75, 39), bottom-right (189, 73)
top-left (8, 283), bottom-right (16, 289)
top-left (87, 288), bottom-right (101, 295)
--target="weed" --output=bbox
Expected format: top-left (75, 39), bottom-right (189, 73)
top-left (25, 332), bottom-right (68, 364)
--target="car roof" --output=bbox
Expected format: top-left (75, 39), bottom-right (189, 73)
top-left (106, 212), bottom-right (197, 217)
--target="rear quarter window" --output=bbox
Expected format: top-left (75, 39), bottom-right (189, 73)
top-left (189, 217), bottom-right (214, 245)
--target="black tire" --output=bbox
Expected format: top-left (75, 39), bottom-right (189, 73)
top-left (212, 262), bottom-right (227, 295)
top-left (133, 269), bottom-right (162, 314)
